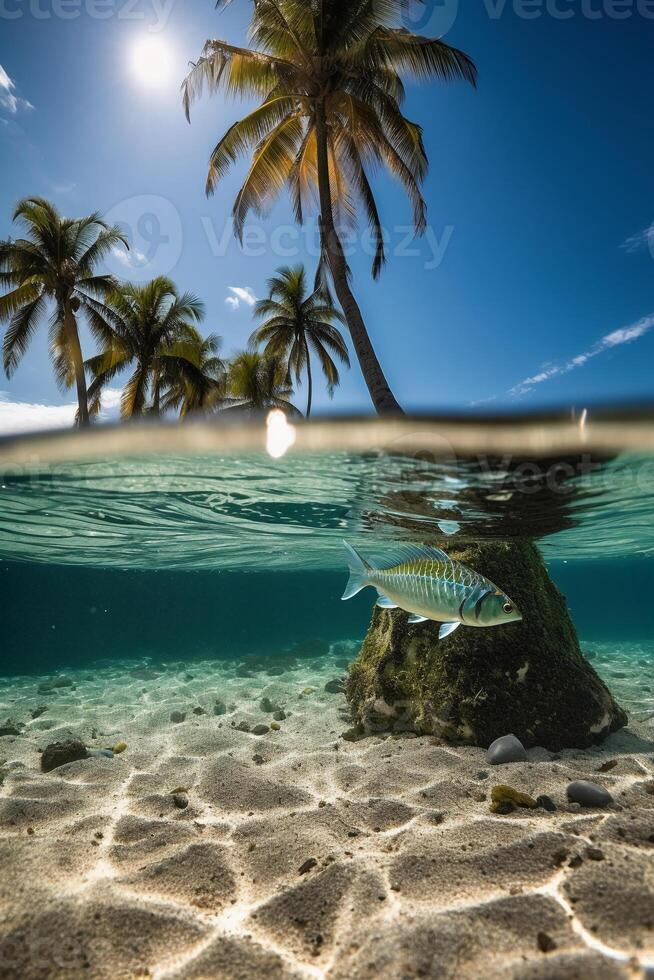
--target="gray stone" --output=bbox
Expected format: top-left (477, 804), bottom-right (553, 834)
top-left (272, 709), bottom-right (287, 721)
top-left (41, 739), bottom-right (88, 773)
top-left (172, 793), bottom-right (189, 809)
top-left (252, 724), bottom-right (270, 736)
top-left (487, 734), bottom-right (528, 765)
top-left (213, 700), bottom-right (227, 716)
top-left (567, 781), bottom-right (613, 808)
top-left (170, 711), bottom-right (186, 724)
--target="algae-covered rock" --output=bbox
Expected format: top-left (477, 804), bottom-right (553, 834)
top-left (490, 784), bottom-right (538, 814)
top-left (346, 540), bottom-right (627, 750)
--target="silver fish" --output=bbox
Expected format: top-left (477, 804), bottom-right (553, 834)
top-left (342, 541), bottom-right (522, 640)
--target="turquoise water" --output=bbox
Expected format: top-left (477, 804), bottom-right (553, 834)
top-left (0, 416), bottom-right (652, 676)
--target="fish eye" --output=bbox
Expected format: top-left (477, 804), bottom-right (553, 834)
top-left (503, 602), bottom-right (513, 614)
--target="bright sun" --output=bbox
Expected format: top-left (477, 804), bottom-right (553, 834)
top-left (129, 36), bottom-right (174, 90)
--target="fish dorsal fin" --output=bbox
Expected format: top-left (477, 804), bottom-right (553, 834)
top-left (368, 544), bottom-right (452, 571)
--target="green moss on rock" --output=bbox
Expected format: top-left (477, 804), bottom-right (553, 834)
top-left (346, 540), bottom-right (627, 751)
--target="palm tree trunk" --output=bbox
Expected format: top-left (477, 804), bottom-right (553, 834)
top-left (152, 367), bottom-right (161, 416)
top-left (305, 340), bottom-right (313, 418)
top-left (64, 302), bottom-right (89, 426)
top-left (314, 100), bottom-right (403, 416)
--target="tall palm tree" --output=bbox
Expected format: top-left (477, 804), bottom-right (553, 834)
top-left (249, 264), bottom-right (349, 417)
top-left (183, 0), bottom-right (476, 414)
top-left (85, 277), bottom-right (205, 419)
top-left (161, 329), bottom-right (226, 417)
top-left (227, 350), bottom-right (299, 415)
top-left (0, 197), bottom-right (128, 425)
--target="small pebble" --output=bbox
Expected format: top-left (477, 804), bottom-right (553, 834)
top-left (172, 794), bottom-right (189, 810)
top-left (537, 931), bottom-right (557, 953)
top-left (536, 795), bottom-right (557, 812)
top-left (213, 700), bottom-right (227, 716)
top-left (273, 709), bottom-right (287, 721)
top-left (252, 724), bottom-right (270, 736)
top-left (270, 722), bottom-right (281, 731)
top-left (170, 711), bottom-right (186, 724)
top-left (298, 858), bottom-right (318, 875)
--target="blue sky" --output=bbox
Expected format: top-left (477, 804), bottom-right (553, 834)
top-left (0, 0), bottom-right (652, 427)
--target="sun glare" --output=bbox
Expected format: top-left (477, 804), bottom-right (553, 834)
top-left (129, 36), bottom-right (174, 90)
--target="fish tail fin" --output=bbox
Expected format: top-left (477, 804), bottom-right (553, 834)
top-left (342, 541), bottom-right (370, 601)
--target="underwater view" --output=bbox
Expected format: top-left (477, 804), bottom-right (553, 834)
top-left (0, 414), bottom-right (652, 979)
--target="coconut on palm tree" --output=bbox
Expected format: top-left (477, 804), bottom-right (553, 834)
top-left (0, 197), bottom-right (128, 425)
top-left (227, 350), bottom-right (299, 416)
top-left (85, 277), bottom-right (206, 419)
top-left (249, 264), bottom-right (349, 418)
top-left (183, 0), bottom-right (476, 414)
top-left (161, 330), bottom-right (226, 418)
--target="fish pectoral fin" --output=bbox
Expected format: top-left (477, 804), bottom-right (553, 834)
top-left (376, 593), bottom-right (399, 609)
top-left (407, 614), bottom-right (429, 624)
top-left (439, 621), bottom-right (461, 640)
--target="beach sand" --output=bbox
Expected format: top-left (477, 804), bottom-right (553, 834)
top-left (0, 640), bottom-right (652, 979)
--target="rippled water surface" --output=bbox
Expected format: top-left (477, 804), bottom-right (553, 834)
top-left (0, 440), bottom-right (652, 570)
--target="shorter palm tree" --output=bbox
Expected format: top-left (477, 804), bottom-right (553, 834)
top-left (249, 265), bottom-right (350, 418)
top-left (86, 277), bottom-right (206, 419)
top-left (227, 350), bottom-right (299, 416)
top-left (0, 197), bottom-right (127, 425)
top-left (161, 329), bottom-right (226, 417)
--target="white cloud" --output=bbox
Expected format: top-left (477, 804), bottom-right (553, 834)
top-left (621, 226), bottom-right (654, 254)
top-left (0, 395), bottom-right (77, 435)
top-left (0, 65), bottom-right (34, 116)
top-left (510, 314), bottom-right (654, 397)
top-left (100, 388), bottom-right (123, 411)
top-left (225, 286), bottom-right (256, 312)
top-left (0, 388), bottom-right (123, 436)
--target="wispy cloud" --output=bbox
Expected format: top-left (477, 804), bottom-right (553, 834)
top-left (0, 65), bottom-right (34, 116)
top-left (0, 389), bottom-right (123, 436)
top-left (225, 286), bottom-right (256, 312)
top-left (51, 181), bottom-right (77, 195)
top-left (621, 226), bottom-right (654, 254)
top-left (111, 244), bottom-right (146, 268)
top-left (510, 314), bottom-right (654, 397)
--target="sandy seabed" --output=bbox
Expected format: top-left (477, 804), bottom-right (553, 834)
top-left (0, 640), bottom-right (652, 980)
